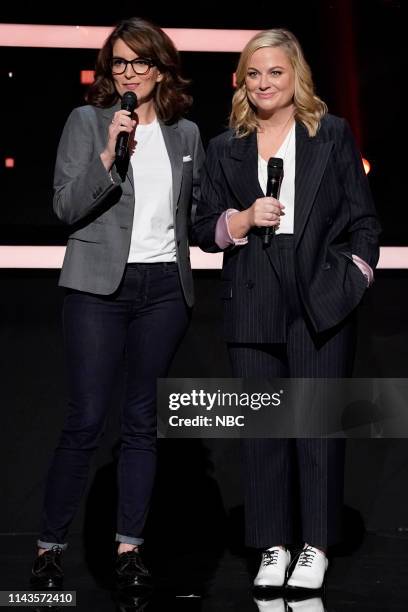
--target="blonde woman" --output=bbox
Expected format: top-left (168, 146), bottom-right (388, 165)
top-left (194, 29), bottom-right (380, 591)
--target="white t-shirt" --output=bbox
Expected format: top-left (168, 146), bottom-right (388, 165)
top-left (258, 124), bottom-right (296, 234)
top-left (127, 118), bottom-right (176, 263)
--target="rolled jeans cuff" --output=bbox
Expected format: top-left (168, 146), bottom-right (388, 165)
top-left (116, 533), bottom-right (144, 546)
top-left (37, 539), bottom-right (68, 551)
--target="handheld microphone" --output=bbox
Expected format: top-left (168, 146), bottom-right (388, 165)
top-left (115, 91), bottom-right (138, 162)
top-left (263, 157), bottom-right (284, 247)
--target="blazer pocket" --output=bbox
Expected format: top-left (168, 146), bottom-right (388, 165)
top-left (340, 251), bottom-right (368, 285)
top-left (339, 250), bottom-right (353, 261)
top-left (69, 224), bottom-right (101, 244)
top-left (220, 280), bottom-right (233, 299)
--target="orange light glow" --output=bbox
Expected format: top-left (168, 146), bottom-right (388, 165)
top-left (5, 157), bottom-right (15, 168)
top-left (362, 158), bottom-right (371, 174)
top-left (80, 70), bottom-right (95, 85)
top-left (232, 72), bottom-right (237, 88)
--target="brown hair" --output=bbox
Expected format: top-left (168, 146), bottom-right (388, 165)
top-left (86, 17), bottom-right (192, 123)
top-left (230, 28), bottom-right (327, 137)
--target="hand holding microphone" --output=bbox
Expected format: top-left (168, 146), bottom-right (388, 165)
top-left (115, 91), bottom-right (138, 161)
top-left (100, 92), bottom-right (138, 170)
top-left (242, 157), bottom-right (284, 242)
top-left (224, 157), bottom-right (284, 243)
top-left (263, 157), bottom-right (284, 246)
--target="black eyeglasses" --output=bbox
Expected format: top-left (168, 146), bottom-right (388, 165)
top-left (111, 57), bottom-right (155, 75)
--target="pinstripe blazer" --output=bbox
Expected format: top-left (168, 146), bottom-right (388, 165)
top-left (54, 103), bottom-right (204, 306)
top-left (194, 114), bottom-right (381, 341)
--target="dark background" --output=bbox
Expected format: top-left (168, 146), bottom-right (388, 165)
top-left (1, 0), bottom-right (407, 547)
top-left (0, 0), bottom-right (405, 244)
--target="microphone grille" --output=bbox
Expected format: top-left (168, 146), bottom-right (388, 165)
top-left (121, 91), bottom-right (138, 112)
top-left (267, 157), bottom-right (283, 169)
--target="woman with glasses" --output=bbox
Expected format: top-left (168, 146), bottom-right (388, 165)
top-left (194, 29), bottom-right (380, 591)
top-left (31, 16), bottom-right (204, 590)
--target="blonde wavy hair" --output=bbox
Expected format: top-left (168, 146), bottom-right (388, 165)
top-left (229, 29), bottom-right (327, 137)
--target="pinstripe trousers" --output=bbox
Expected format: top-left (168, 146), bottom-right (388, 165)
top-left (229, 235), bottom-right (355, 549)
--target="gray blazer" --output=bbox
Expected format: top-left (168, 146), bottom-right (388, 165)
top-left (54, 103), bottom-right (204, 307)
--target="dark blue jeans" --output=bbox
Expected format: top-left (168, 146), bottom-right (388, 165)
top-left (38, 263), bottom-right (189, 549)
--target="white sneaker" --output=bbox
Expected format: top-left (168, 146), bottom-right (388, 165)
top-left (254, 596), bottom-right (286, 612)
top-left (254, 546), bottom-right (291, 588)
top-left (286, 545), bottom-right (328, 590)
top-left (288, 597), bottom-right (325, 612)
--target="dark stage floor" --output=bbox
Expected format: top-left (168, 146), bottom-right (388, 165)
top-left (0, 532), bottom-right (407, 611)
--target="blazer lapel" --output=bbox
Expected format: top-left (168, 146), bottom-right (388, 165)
top-left (160, 121), bottom-right (183, 213)
top-left (220, 132), bottom-right (264, 209)
top-left (220, 131), bottom-right (282, 276)
top-left (295, 122), bottom-right (333, 247)
top-left (101, 112), bottom-right (183, 203)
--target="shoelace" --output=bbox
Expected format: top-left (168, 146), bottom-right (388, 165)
top-left (119, 550), bottom-right (138, 564)
top-left (38, 546), bottom-right (63, 570)
top-left (297, 546), bottom-right (316, 567)
top-left (118, 550), bottom-right (147, 573)
top-left (262, 548), bottom-right (280, 566)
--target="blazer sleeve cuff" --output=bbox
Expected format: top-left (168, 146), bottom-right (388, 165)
top-left (352, 254), bottom-right (374, 286)
top-left (215, 209), bottom-right (249, 249)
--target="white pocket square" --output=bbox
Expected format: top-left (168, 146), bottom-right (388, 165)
top-left (183, 155), bottom-right (192, 162)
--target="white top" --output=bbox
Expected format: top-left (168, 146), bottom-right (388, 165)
top-left (258, 123), bottom-right (296, 234)
top-left (128, 118), bottom-right (176, 263)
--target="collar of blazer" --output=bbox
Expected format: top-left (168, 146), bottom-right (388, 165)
top-left (100, 103), bottom-right (184, 208)
top-left (220, 121), bottom-right (334, 248)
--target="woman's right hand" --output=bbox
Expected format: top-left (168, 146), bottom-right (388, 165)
top-left (247, 197), bottom-right (285, 228)
top-left (228, 197), bottom-right (285, 240)
top-left (100, 110), bottom-right (137, 171)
